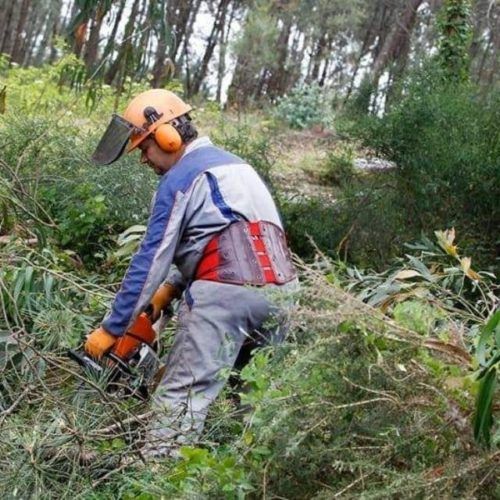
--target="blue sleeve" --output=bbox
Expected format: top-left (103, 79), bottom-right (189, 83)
top-left (102, 178), bottom-right (185, 336)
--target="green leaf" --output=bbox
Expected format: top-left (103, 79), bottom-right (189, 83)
top-left (477, 311), bottom-right (500, 366)
top-left (44, 274), bottom-right (54, 302)
top-left (473, 365), bottom-right (497, 447)
top-left (13, 270), bottom-right (24, 305)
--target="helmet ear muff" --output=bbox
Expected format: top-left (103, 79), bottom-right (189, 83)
top-left (154, 123), bottom-right (182, 153)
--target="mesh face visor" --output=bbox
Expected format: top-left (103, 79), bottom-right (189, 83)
top-left (92, 114), bottom-right (138, 165)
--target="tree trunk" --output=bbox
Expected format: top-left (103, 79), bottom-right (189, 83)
top-left (98, 0), bottom-right (126, 73)
top-left (73, 21), bottom-right (88, 58)
top-left (171, 1), bottom-right (190, 59)
top-left (0, 0), bottom-right (7, 33)
top-left (84, 3), bottom-right (111, 71)
top-left (286, 27), bottom-right (306, 91)
top-left (265, 17), bottom-right (293, 98)
top-left (216, 0), bottom-right (236, 103)
top-left (319, 44), bottom-right (332, 87)
top-left (173, 0), bottom-right (202, 69)
top-left (309, 33), bottom-right (328, 83)
top-left (371, 0), bottom-right (424, 94)
top-left (11, 0), bottom-right (31, 64)
top-left (104, 0), bottom-right (141, 85)
top-left (189, 0), bottom-right (231, 96)
top-left (344, 1), bottom-right (382, 102)
top-left (369, 0), bottom-right (393, 68)
top-left (134, 0), bottom-right (152, 77)
top-left (151, 0), bottom-right (171, 87)
top-left (484, 12), bottom-right (499, 87)
top-left (20, 3), bottom-right (39, 66)
top-left (0, 2), bottom-right (17, 55)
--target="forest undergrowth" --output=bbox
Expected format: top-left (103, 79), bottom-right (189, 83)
top-left (0, 60), bottom-right (499, 498)
top-left (0, 237), bottom-right (498, 498)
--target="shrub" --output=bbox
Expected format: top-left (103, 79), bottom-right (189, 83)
top-left (212, 121), bottom-right (274, 186)
top-left (280, 168), bottom-right (414, 268)
top-left (344, 72), bottom-right (500, 271)
top-left (0, 113), bottom-right (156, 263)
top-left (279, 197), bottom-right (344, 260)
top-left (320, 146), bottom-right (356, 186)
top-left (274, 83), bottom-right (332, 130)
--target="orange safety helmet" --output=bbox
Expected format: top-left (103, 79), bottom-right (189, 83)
top-left (92, 89), bottom-right (192, 165)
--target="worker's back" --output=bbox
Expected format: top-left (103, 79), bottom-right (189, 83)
top-left (165, 137), bottom-right (283, 281)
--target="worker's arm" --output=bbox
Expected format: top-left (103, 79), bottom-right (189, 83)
top-left (101, 175), bottom-right (195, 337)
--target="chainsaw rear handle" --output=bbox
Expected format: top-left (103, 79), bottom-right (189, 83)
top-left (111, 312), bottom-right (156, 361)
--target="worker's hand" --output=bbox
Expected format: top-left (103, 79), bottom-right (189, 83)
top-left (150, 283), bottom-right (179, 322)
top-left (84, 327), bottom-right (117, 359)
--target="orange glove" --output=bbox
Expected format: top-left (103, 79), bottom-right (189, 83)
top-left (150, 283), bottom-right (179, 322)
top-left (84, 327), bottom-right (117, 359)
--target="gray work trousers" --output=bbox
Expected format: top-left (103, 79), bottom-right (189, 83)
top-left (146, 278), bottom-right (298, 455)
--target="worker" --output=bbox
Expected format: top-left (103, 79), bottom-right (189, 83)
top-left (85, 89), bottom-right (298, 458)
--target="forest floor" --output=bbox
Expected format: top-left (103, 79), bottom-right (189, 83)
top-left (270, 128), bottom-right (394, 201)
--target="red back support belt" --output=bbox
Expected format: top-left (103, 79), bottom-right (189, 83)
top-left (248, 221), bottom-right (278, 283)
top-left (195, 236), bottom-right (220, 282)
top-left (195, 220), bottom-right (296, 286)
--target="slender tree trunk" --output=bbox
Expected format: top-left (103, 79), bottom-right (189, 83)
top-left (172, 1), bottom-right (190, 59)
top-left (98, 0), bottom-right (126, 72)
top-left (32, 0), bottom-right (60, 65)
top-left (266, 16), bottom-right (293, 98)
top-left (20, 4), bottom-right (39, 66)
top-left (105, 0), bottom-right (141, 85)
top-left (0, 0), bottom-right (7, 33)
top-left (151, 0), bottom-right (171, 87)
top-left (319, 43), bottom-right (332, 87)
top-left (34, 5), bottom-right (52, 65)
top-left (62, 0), bottom-right (77, 33)
top-left (0, 2), bottom-right (17, 55)
top-left (371, 0), bottom-right (424, 94)
top-left (189, 0), bottom-right (231, 96)
top-left (216, 0), bottom-right (236, 103)
top-left (73, 21), bottom-right (88, 58)
top-left (485, 13), bottom-right (499, 87)
top-left (84, 3), bottom-right (111, 71)
top-left (11, 0), bottom-right (31, 64)
top-left (344, 1), bottom-right (381, 102)
top-left (309, 33), bottom-right (328, 82)
top-left (469, 0), bottom-right (488, 60)
top-left (173, 0), bottom-right (202, 65)
top-left (369, 1), bottom-right (392, 71)
top-left (134, 0), bottom-right (152, 77)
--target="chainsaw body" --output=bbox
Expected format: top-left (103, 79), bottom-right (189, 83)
top-left (68, 312), bottom-right (165, 400)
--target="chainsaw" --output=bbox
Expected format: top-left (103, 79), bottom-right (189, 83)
top-left (68, 306), bottom-right (167, 400)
